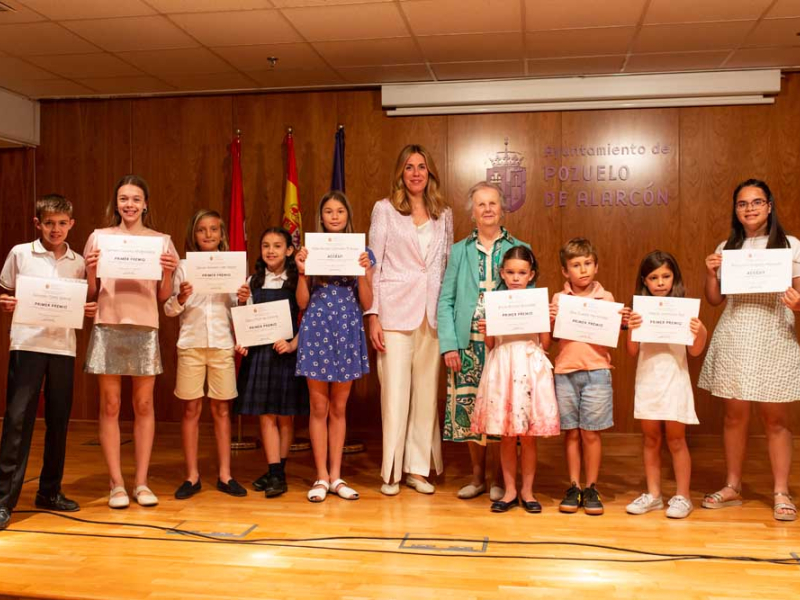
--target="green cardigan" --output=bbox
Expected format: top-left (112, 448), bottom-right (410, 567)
top-left (436, 231), bottom-right (529, 354)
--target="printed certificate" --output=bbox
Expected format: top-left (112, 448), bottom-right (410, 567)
top-left (484, 288), bottom-right (550, 336)
top-left (231, 300), bottom-right (293, 347)
top-left (96, 233), bottom-right (164, 281)
top-left (304, 233), bottom-right (365, 276)
top-left (630, 295), bottom-right (700, 345)
top-left (185, 251), bottom-right (247, 294)
top-left (721, 248), bottom-right (792, 295)
top-left (553, 294), bottom-right (624, 348)
top-left (12, 275), bottom-right (88, 330)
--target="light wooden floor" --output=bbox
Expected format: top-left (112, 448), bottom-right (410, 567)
top-left (0, 421), bottom-right (798, 600)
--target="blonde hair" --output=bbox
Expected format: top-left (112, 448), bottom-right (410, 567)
top-left (316, 191), bottom-right (355, 233)
top-left (184, 209), bottom-right (230, 253)
top-left (389, 144), bottom-right (448, 219)
top-left (106, 174), bottom-right (155, 228)
top-left (36, 194), bottom-right (73, 220)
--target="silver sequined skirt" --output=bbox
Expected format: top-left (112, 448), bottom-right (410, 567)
top-left (84, 324), bottom-right (163, 376)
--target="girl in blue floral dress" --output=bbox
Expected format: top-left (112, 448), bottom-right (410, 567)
top-left (295, 191), bottom-right (375, 503)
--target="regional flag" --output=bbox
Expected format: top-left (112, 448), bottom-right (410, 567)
top-left (283, 132), bottom-right (302, 248)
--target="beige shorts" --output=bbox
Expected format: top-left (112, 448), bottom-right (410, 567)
top-left (175, 347), bottom-right (237, 400)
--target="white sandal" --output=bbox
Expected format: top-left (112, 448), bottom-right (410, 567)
top-left (307, 480), bottom-right (329, 503)
top-left (331, 479), bottom-right (359, 500)
top-left (108, 486), bottom-right (129, 509)
top-left (133, 485), bottom-right (159, 507)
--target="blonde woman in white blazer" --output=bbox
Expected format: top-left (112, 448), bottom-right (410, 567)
top-left (367, 144), bottom-right (453, 496)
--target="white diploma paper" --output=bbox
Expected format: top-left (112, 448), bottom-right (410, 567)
top-left (97, 233), bottom-right (164, 281)
top-left (231, 300), bottom-right (293, 347)
top-left (553, 294), bottom-right (624, 348)
top-left (12, 275), bottom-right (88, 330)
top-left (720, 248), bottom-right (792, 295)
top-left (484, 288), bottom-right (550, 336)
top-left (185, 251), bottom-right (247, 294)
top-left (304, 233), bottom-right (365, 276)
top-left (630, 296), bottom-right (700, 345)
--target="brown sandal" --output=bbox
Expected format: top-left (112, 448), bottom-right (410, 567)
top-left (773, 492), bottom-right (797, 522)
top-left (702, 484), bottom-right (742, 509)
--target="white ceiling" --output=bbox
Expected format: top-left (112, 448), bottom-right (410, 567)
top-left (0, 0), bottom-right (798, 99)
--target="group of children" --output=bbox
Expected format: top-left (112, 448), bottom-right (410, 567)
top-left (0, 175), bottom-right (796, 530)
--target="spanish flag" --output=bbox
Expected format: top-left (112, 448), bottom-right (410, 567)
top-left (282, 132), bottom-right (302, 248)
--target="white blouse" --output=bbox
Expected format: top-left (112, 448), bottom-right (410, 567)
top-left (416, 220), bottom-right (433, 262)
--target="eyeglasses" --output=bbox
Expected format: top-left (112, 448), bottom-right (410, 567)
top-left (735, 199), bottom-right (769, 211)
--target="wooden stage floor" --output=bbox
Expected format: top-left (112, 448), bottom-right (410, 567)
top-left (0, 421), bottom-right (798, 600)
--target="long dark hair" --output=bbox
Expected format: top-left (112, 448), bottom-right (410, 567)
top-left (724, 179), bottom-right (789, 250)
top-left (250, 228), bottom-right (298, 292)
top-left (498, 245), bottom-right (538, 289)
top-left (634, 250), bottom-right (685, 298)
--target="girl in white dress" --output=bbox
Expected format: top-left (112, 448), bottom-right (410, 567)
top-left (624, 251), bottom-right (708, 519)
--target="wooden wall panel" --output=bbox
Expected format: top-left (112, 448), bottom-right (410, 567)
top-left (4, 75), bottom-right (800, 434)
top-left (0, 147), bottom-right (35, 415)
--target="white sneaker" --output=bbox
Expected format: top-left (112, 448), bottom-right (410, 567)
top-left (626, 492), bottom-right (664, 515)
top-left (666, 495), bottom-right (693, 519)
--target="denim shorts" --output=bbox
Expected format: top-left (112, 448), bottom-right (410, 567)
top-left (554, 369), bottom-right (613, 431)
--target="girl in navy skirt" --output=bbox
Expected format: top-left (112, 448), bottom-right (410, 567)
top-left (234, 228), bottom-right (309, 498)
top-left (295, 191), bottom-right (375, 502)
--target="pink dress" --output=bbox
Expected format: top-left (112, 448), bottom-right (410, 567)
top-left (471, 333), bottom-right (560, 437)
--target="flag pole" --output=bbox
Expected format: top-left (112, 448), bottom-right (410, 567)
top-left (229, 128), bottom-right (260, 452)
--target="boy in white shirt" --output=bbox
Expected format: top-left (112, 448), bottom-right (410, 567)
top-left (0, 195), bottom-right (96, 529)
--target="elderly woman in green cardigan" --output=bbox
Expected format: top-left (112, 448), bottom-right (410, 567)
top-left (437, 181), bottom-right (530, 500)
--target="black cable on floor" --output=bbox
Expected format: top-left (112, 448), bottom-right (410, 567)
top-left (7, 510), bottom-right (800, 566)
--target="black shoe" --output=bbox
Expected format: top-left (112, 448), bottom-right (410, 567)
top-left (35, 492), bottom-right (79, 512)
top-left (264, 474), bottom-right (288, 498)
top-left (252, 472), bottom-right (271, 492)
top-left (559, 482), bottom-right (582, 513)
top-left (0, 507), bottom-right (10, 530)
top-left (582, 484), bottom-right (604, 515)
top-left (174, 480), bottom-right (201, 500)
top-left (490, 497), bottom-right (519, 513)
top-left (217, 478), bottom-right (247, 497)
top-left (522, 499), bottom-right (542, 513)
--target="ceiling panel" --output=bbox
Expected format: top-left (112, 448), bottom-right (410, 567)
top-left (282, 3), bottom-right (408, 41)
top-left (624, 50), bottom-right (730, 72)
top-left (726, 45), bottom-right (800, 67)
top-left (431, 59), bottom-right (524, 80)
top-left (402, 0), bottom-right (520, 35)
top-left (247, 66), bottom-right (345, 87)
top-left (526, 55), bottom-right (626, 76)
top-left (76, 76), bottom-right (176, 94)
top-left (116, 48), bottom-right (236, 76)
top-left (29, 53), bottom-right (142, 79)
top-left (525, 0), bottom-right (646, 30)
top-left (526, 27), bottom-right (635, 58)
top-left (162, 71), bottom-right (260, 90)
top-left (634, 21), bottom-right (754, 53)
top-left (0, 22), bottom-right (99, 55)
top-left (5, 78), bottom-right (96, 97)
top-left (169, 10), bottom-right (301, 46)
top-left (0, 56), bottom-right (57, 80)
top-left (745, 16), bottom-right (800, 47)
top-left (417, 33), bottom-right (524, 63)
top-left (337, 63), bottom-right (432, 84)
top-left (62, 16), bottom-right (199, 52)
top-left (0, 0), bottom-right (46, 23)
top-left (28, 53), bottom-right (143, 78)
top-left (313, 37), bottom-right (421, 67)
top-left (272, 0), bottom-right (392, 5)
top-left (644, 0), bottom-right (771, 24)
top-left (766, 0), bottom-right (800, 18)
top-left (214, 43), bottom-right (325, 70)
top-left (18, 0), bottom-right (156, 20)
top-left (145, 0), bottom-right (275, 11)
